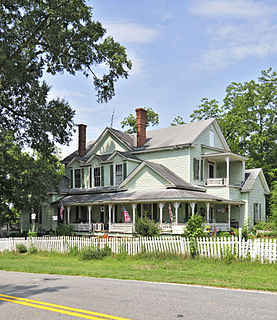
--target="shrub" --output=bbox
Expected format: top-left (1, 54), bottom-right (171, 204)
top-left (135, 217), bottom-right (161, 237)
top-left (56, 224), bottom-right (74, 236)
top-left (183, 214), bottom-right (205, 238)
top-left (69, 245), bottom-right (79, 256)
top-left (28, 244), bottom-right (38, 254)
top-left (16, 244), bottom-right (27, 253)
top-left (80, 245), bottom-right (111, 261)
top-left (27, 231), bottom-right (37, 238)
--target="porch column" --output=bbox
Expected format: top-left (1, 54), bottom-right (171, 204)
top-left (88, 206), bottom-right (92, 225)
top-left (159, 203), bottom-right (164, 225)
top-left (66, 206), bottom-right (71, 225)
top-left (108, 204), bottom-right (112, 232)
top-left (132, 203), bottom-right (136, 224)
top-left (174, 202), bottom-right (180, 225)
top-left (225, 156), bottom-right (230, 187)
top-left (228, 204), bottom-right (231, 230)
top-left (112, 205), bottom-right (115, 223)
top-left (206, 203), bottom-right (210, 223)
top-left (190, 202), bottom-right (196, 216)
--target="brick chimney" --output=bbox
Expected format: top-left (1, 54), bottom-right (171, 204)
top-left (78, 124), bottom-right (87, 156)
top-left (136, 108), bottom-right (147, 147)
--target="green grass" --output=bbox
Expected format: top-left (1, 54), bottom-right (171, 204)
top-left (0, 251), bottom-right (276, 292)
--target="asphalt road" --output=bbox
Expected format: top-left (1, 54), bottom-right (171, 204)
top-left (0, 271), bottom-right (276, 320)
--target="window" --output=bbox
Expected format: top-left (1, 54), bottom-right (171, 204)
top-left (254, 203), bottom-right (261, 223)
top-left (74, 169), bottom-right (81, 188)
top-left (115, 164), bottom-right (123, 185)
top-left (193, 158), bottom-right (200, 180)
top-left (94, 167), bottom-right (101, 187)
top-left (210, 129), bottom-right (215, 147)
top-left (208, 163), bottom-right (215, 178)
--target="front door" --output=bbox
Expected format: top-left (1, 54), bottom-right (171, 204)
top-left (208, 163), bottom-right (215, 178)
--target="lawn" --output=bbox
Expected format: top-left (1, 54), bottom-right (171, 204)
top-left (0, 251), bottom-right (276, 292)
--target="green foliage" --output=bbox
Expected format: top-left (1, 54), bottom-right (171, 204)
top-left (80, 245), bottom-right (112, 261)
top-left (121, 108), bottom-right (159, 133)
top-left (56, 224), bottom-right (73, 236)
top-left (241, 221), bottom-right (249, 240)
top-left (69, 245), bottom-right (79, 256)
top-left (16, 244), bottom-right (27, 253)
top-left (28, 244), bottom-right (38, 254)
top-left (189, 69), bottom-right (277, 188)
top-left (0, 0), bottom-right (131, 223)
top-left (170, 116), bottom-right (185, 126)
top-left (27, 231), bottom-right (37, 238)
top-left (183, 214), bottom-right (205, 238)
top-left (216, 231), bottom-right (231, 238)
top-left (269, 182), bottom-right (277, 231)
top-left (135, 217), bottom-right (161, 237)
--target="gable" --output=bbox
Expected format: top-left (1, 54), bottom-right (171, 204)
top-left (93, 132), bottom-right (129, 155)
top-left (195, 122), bottom-right (229, 151)
top-left (123, 166), bottom-right (171, 190)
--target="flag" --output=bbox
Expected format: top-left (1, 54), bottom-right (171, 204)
top-left (122, 206), bottom-right (131, 223)
top-left (168, 204), bottom-right (173, 224)
top-left (59, 202), bottom-right (64, 220)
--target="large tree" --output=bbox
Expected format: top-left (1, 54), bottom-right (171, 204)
top-left (0, 0), bottom-right (131, 224)
top-left (190, 68), bottom-right (277, 187)
top-left (121, 108), bottom-right (159, 133)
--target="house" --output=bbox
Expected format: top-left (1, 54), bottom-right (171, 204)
top-left (20, 108), bottom-right (270, 234)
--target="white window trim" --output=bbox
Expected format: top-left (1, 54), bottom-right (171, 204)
top-left (194, 158), bottom-right (201, 181)
top-left (208, 162), bottom-right (216, 179)
top-left (73, 168), bottom-right (82, 189)
top-left (93, 166), bottom-right (101, 187)
top-left (114, 163), bottom-right (124, 186)
top-left (210, 129), bottom-right (215, 147)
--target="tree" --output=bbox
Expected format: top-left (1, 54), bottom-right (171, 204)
top-left (189, 69), bottom-right (277, 187)
top-left (270, 182), bottom-right (277, 231)
top-left (170, 116), bottom-right (185, 126)
top-left (121, 108), bottom-right (159, 133)
top-left (0, 0), bottom-right (131, 223)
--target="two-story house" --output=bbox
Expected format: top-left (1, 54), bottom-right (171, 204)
top-left (21, 108), bottom-right (270, 234)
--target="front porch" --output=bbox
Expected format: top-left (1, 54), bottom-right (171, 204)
top-left (61, 201), bottom-right (242, 235)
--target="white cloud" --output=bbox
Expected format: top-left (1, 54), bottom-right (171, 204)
top-left (104, 20), bottom-right (158, 43)
top-left (188, 0), bottom-right (274, 18)
top-left (188, 0), bottom-right (277, 70)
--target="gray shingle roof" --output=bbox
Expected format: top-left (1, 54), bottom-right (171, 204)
top-left (241, 168), bottom-right (262, 192)
top-left (144, 161), bottom-right (205, 191)
top-left (52, 188), bottom-right (237, 206)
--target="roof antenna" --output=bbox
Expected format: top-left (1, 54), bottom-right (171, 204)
top-left (110, 108), bottom-right (115, 127)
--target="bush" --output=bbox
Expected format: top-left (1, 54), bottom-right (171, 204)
top-left (217, 231), bottom-right (231, 238)
top-left (28, 244), bottom-right (38, 254)
top-left (80, 245), bottom-right (111, 261)
top-left (56, 224), bottom-right (74, 236)
top-left (183, 214), bottom-right (205, 238)
top-left (27, 231), bottom-right (37, 238)
top-left (16, 244), bottom-right (27, 253)
top-left (69, 245), bottom-right (79, 256)
top-left (135, 217), bottom-right (160, 237)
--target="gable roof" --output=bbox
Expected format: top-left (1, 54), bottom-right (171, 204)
top-left (62, 118), bottom-right (230, 162)
top-left (119, 160), bottom-right (205, 192)
top-left (241, 168), bottom-right (270, 194)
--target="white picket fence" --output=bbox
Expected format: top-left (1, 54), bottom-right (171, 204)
top-left (0, 236), bottom-right (276, 263)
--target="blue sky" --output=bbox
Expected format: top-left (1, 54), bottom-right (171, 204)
top-left (45, 0), bottom-right (277, 157)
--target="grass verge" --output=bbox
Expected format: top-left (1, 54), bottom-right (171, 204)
top-left (0, 251), bottom-right (276, 292)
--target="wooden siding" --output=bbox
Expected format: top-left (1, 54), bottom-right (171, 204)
top-left (124, 166), bottom-right (170, 190)
top-left (93, 133), bottom-right (128, 155)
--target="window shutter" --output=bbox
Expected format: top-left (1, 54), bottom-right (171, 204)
top-left (70, 170), bottom-right (73, 188)
top-left (110, 165), bottom-right (114, 185)
top-left (101, 166), bottom-right (104, 186)
top-left (259, 203), bottom-right (262, 221)
top-left (39, 207), bottom-right (42, 224)
top-left (193, 158), bottom-right (196, 180)
top-left (81, 168), bottom-right (85, 188)
top-left (123, 163), bottom-right (127, 179)
top-left (89, 167), bottom-right (92, 188)
top-left (200, 160), bottom-right (203, 180)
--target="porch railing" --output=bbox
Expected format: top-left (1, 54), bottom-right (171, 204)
top-left (204, 178), bottom-right (227, 186)
top-left (70, 223), bottom-right (90, 232)
top-left (110, 223), bottom-right (134, 234)
top-left (206, 223), bottom-right (229, 231)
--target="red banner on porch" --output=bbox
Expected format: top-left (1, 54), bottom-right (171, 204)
top-left (168, 204), bottom-right (173, 224)
top-left (122, 206), bottom-right (131, 223)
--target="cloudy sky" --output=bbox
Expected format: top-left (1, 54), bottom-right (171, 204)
top-left (45, 0), bottom-right (277, 157)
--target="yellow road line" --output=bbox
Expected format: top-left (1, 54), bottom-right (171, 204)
top-left (0, 294), bottom-right (131, 320)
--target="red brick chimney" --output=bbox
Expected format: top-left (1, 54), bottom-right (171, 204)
top-left (136, 108), bottom-right (147, 147)
top-left (78, 124), bottom-right (87, 156)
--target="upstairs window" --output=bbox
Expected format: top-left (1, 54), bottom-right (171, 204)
top-left (115, 164), bottom-right (123, 185)
top-left (74, 169), bottom-right (81, 188)
top-left (254, 203), bottom-right (261, 223)
top-left (210, 129), bottom-right (215, 147)
top-left (94, 167), bottom-right (101, 187)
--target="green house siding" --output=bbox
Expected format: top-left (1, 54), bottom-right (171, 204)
top-left (94, 133), bottom-right (128, 155)
top-left (138, 148), bottom-right (190, 182)
top-left (124, 166), bottom-right (170, 190)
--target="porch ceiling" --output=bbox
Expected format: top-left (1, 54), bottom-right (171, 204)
top-left (202, 152), bottom-right (247, 162)
top-left (52, 189), bottom-right (243, 206)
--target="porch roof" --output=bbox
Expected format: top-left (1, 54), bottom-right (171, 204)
top-left (53, 189), bottom-right (243, 206)
top-left (202, 152), bottom-right (247, 162)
